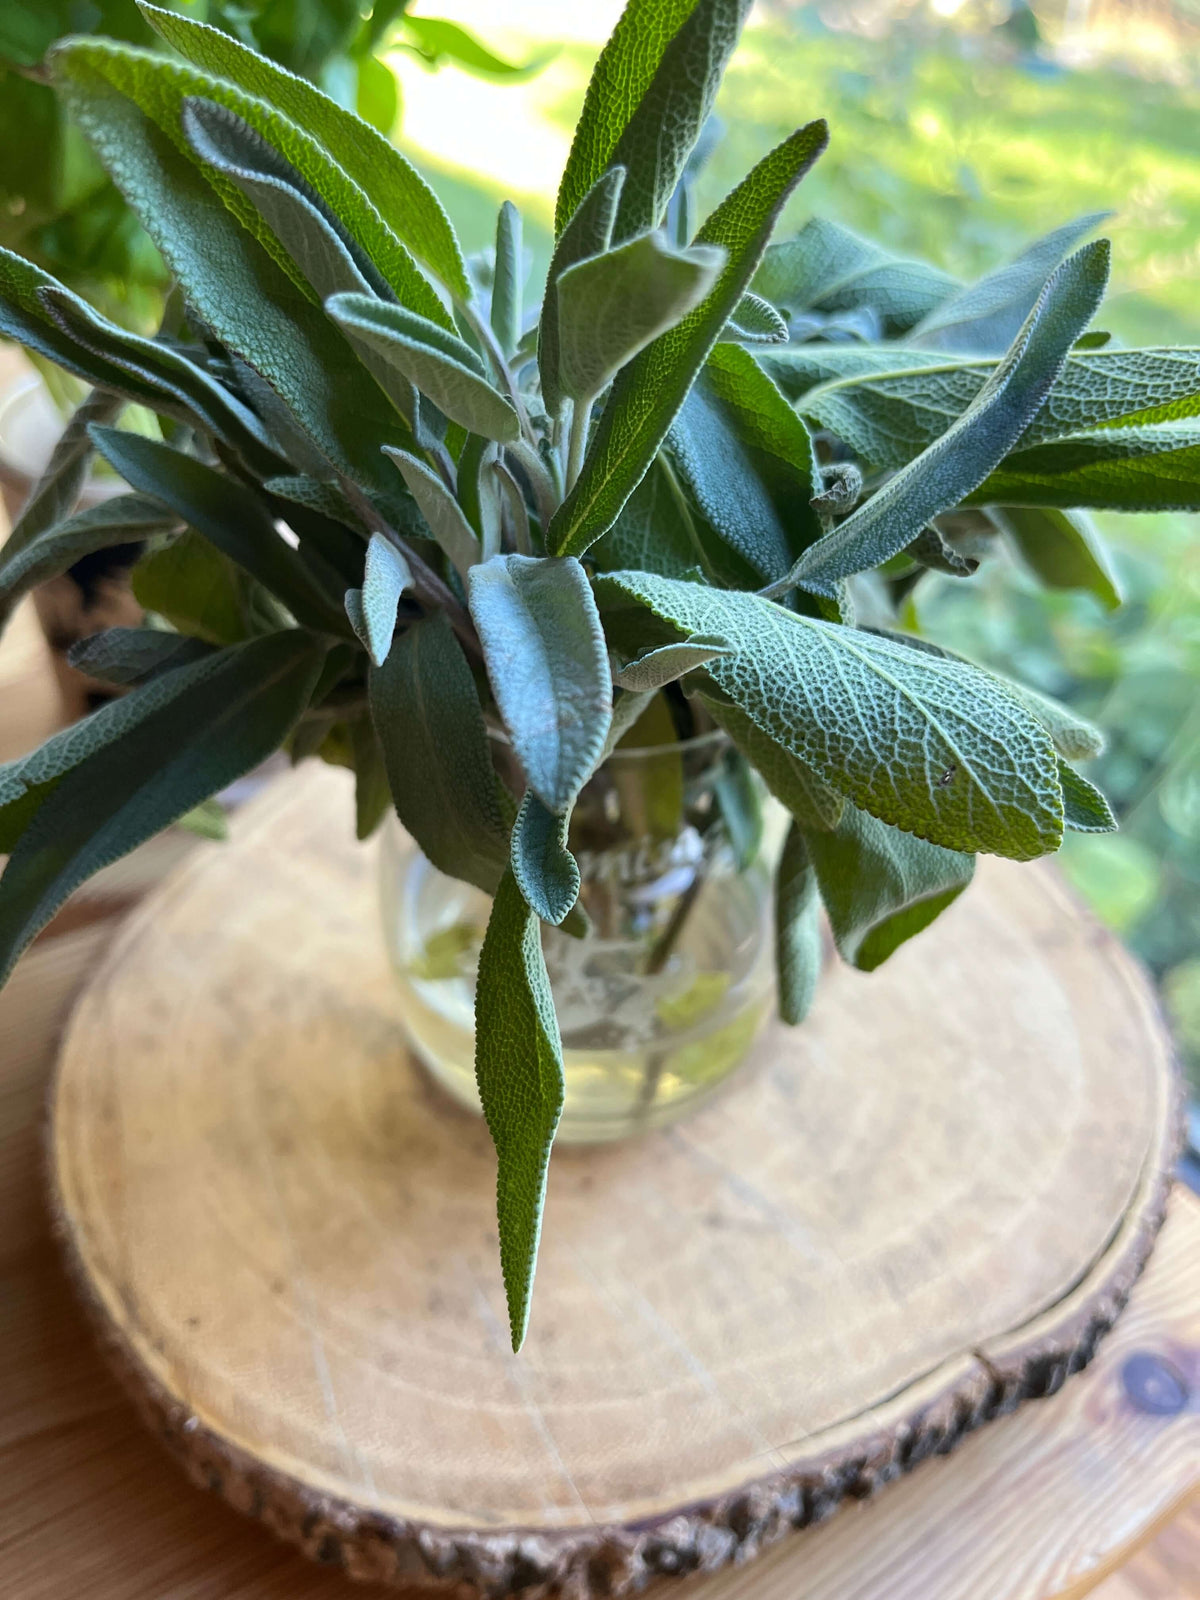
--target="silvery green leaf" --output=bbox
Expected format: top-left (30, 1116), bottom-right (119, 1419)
top-left (989, 506), bottom-right (1120, 609)
top-left (491, 201), bottom-right (523, 358)
top-left (510, 790), bottom-right (581, 925)
top-left (554, 0), bottom-right (693, 234)
top-left (329, 293), bottom-right (520, 442)
top-left (92, 427), bottom-right (349, 635)
top-left (263, 483), bottom-right (365, 588)
top-left (906, 523), bottom-right (979, 578)
top-left (0, 494), bottom-right (177, 614)
top-left (590, 456), bottom-right (704, 581)
top-left (344, 533), bottom-right (412, 667)
top-left (752, 217), bottom-right (958, 333)
top-left (913, 211), bottom-right (1110, 354)
top-left (806, 802), bottom-right (975, 972)
top-left (1059, 760), bottom-right (1117, 833)
top-left (263, 475), bottom-right (368, 536)
top-left (59, 29), bottom-right (451, 324)
top-left (972, 421), bottom-right (1200, 515)
top-left (775, 822), bottom-right (821, 1025)
top-left (382, 447), bottom-right (481, 582)
top-left (755, 341), bottom-right (948, 402)
top-left (468, 555), bottom-right (613, 812)
top-left (613, 635), bottom-right (734, 691)
top-left (777, 241), bottom-right (1111, 598)
top-left (368, 612), bottom-right (510, 896)
top-left (666, 341), bottom-right (824, 584)
top-left (142, 2), bottom-right (469, 299)
top-left (811, 462), bottom-right (863, 520)
top-left (66, 627), bottom-right (214, 688)
top-left (50, 51), bottom-right (409, 496)
top-left (474, 870), bottom-right (564, 1351)
top-left (724, 291), bottom-right (788, 343)
top-left (548, 122), bottom-right (829, 559)
top-left (0, 630), bottom-right (325, 986)
top-left (596, 570), bottom-right (1063, 859)
top-left (539, 167), bottom-right (625, 417)
top-left (699, 690), bottom-right (844, 831)
top-left (555, 231), bottom-right (725, 406)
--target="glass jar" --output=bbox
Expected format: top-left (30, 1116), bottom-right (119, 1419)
top-left (379, 731), bottom-right (776, 1143)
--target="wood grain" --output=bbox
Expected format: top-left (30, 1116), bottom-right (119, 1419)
top-left (45, 761), bottom-right (1180, 1596)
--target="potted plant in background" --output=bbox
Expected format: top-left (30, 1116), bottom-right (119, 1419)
top-left (0, 0), bottom-right (1196, 1352)
top-left (0, 0), bottom-right (535, 709)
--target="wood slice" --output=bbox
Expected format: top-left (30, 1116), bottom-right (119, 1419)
top-left (49, 764), bottom-right (1180, 1599)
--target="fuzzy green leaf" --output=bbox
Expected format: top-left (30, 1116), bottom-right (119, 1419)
top-left (351, 716), bottom-right (391, 841)
top-left (725, 291), bottom-right (788, 343)
top-left (475, 870), bottom-right (564, 1352)
top-left (990, 506), bottom-right (1121, 608)
top-left (613, 635), bottom-right (734, 691)
top-left (344, 533), bottom-right (412, 667)
top-left (539, 167), bottom-right (625, 417)
top-left (1059, 760), bottom-right (1117, 832)
top-left (66, 627), bottom-right (215, 688)
top-left (779, 241), bottom-right (1111, 597)
top-left (806, 802), bottom-right (975, 972)
top-left (510, 790), bottom-right (580, 925)
top-left (0, 494), bottom-right (176, 613)
top-left (775, 821), bottom-right (821, 1025)
top-left (548, 121), bottom-right (828, 558)
top-left (0, 630), bottom-right (325, 987)
top-left (329, 294), bottom-right (520, 443)
top-left (752, 216), bottom-right (958, 334)
top-left (368, 612), bottom-right (510, 896)
top-left (913, 211), bottom-right (1109, 354)
top-left (50, 49), bottom-right (409, 493)
top-left (597, 570), bottom-right (1063, 859)
top-left (555, 231), bottom-right (725, 406)
top-left (382, 447), bottom-right (481, 582)
top-left (554, 0), bottom-right (705, 236)
top-left (132, 531), bottom-right (247, 644)
top-left (699, 691), bottom-right (844, 830)
top-left (590, 457), bottom-right (704, 580)
top-left (140, 3), bottom-right (470, 300)
top-left (666, 340), bottom-right (824, 583)
top-left (972, 422), bottom-right (1200, 514)
top-left (468, 555), bottom-right (613, 813)
top-left (91, 427), bottom-right (348, 634)
top-left (755, 341), bottom-right (949, 401)
top-left (491, 201), bottom-right (523, 358)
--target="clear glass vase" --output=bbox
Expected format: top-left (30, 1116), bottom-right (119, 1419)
top-left (379, 731), bottom-right (776, 1143)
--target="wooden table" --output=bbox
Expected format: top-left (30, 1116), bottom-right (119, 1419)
top-left (0, 561), bottom-right (1197, 1598)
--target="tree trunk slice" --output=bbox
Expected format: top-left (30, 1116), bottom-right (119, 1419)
top-left (49, 764), bottom-right (1180, 1599)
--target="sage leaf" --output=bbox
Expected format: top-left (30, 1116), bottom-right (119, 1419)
top-left (613, 635), bottom-right (734, 691)
top-left (755, 341), bottom-right (949, 402)
top-left (1059, 760), bottom-right (1117, 833)
top-left (775, 822), bottom-right (821, 1025)
top-left (368, 612), bottom-right (510, 896)
top-left (344, 533), bottom-right (412, 666)
top-left (778, 240), bottom-right (1111, 597)
top-left (66, 627), bottom-right (214, 688)
top-left (491, 201), bottom-right (523, 358)
top-left (510, 790), bottom-right (581, 925)
top-left (725, 291), bottom-right (788, 343)
top-left (351, 716), bottom-right (391, 841)
top-left (699, 691), bottom-right (844, 830)
top-left (806, 803), bottom-right (975, 972)
top-left (714, 748), bottom-right (763, 871)
top-left (666, 341), bottom-right (824, 583)
top-left (468, 555), bottom-right (613, 812)
top-left (539, 167), bottom-right (625, 417)
top-left (590, 456), bottom-right (705, 581)
top-left (51, 48), bottom-right (409, 494)
top-left (597, 570), bottom-right (1063, 859)
top-left (0, 630), bottom-right (326, 987)
top-left (554, 0), bottom-right (707, 235)
top-left (329, 293), bottom-right (520, 443)
top-left (971, 422), bottom-right (1200, 515)
top-left (492, 460), bottom-right (533, 557)
top-left (0, 494), bottom-right (177, 613)
top-left (990, 506), bottom-right (1120, 609)
top-left (132, 531), bottom-right (248, 644)
top-left (913, 211), bottom-right (1110, 354)
top-left (555, 231), bottom-right (725, 406)
top-left (475, 870), bottom-right (564, 1352)
top-left (91, 427), bottom-right (348, 634)
top-left (141, 2), bottom-right (469, 299)
top-left (382, 447), bottom-right (481, 582)
top-left (906, 523), bottom-right (979, 578)
top-left (548, 120), bottom-right (829, 558)
top-left (609, 691), bottom-right (684, 841)
top-left (752, 216), bottom-right (958, 334)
